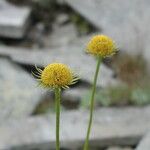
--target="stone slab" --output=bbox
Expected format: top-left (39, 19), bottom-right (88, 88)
top-left (0, 58), bottom-right (44, 121)
top-left (64, 0), bottom-right (150, 56)
top-left (107, 147), bottom-right (133, 150)
top-left (136, 132), bottom-right (150, 150)
top-left (0, 0), bottom-right (31, 38)
top-left (1, 107), bottom-right (150, 149)
top-left (0, 46), bottom-right (120, 87)
top-left (44, 23), bottom-right (78, 48)
top-left (62, 87), bottom-right (88, 102)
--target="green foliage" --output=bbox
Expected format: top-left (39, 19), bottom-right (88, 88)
top-left (70, 13), bottom-right (94, 35)
top-left (81, 89), bottom-right (110, 108)
top-left (95, 89), bottom-right (111, 106)
top-left (81, 84), bottom-right (150, 108)
top-left (81, 92), bottom-right (91, 108)
top-left (131, 87), bottom-right (150, 105)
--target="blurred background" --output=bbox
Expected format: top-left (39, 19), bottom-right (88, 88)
top-left (0, 0), bottom-right (150, 150)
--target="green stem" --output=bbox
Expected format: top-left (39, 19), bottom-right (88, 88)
top-left (83, 57), bottom-right (102, 150)
top-left (55, 88), bottom-right (61, 150)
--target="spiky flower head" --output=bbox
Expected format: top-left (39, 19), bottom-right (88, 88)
top-left (33, 63), bottom-right (78, 89)
top-left (86, 35), bottom-right (117, 57)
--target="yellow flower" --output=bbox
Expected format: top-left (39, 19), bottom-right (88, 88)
top-left (33, 63), bottom-right (78, 89)
top-left (86, 35), bottom-right (116, 57)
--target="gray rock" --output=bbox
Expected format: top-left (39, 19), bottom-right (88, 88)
top-left (0, 58), bottom-right (44, 121)
top-left (0, 0), bottom-right (31, 38)
top-left (1, 107), bottom-right (150, 149)
top-left (55, 13), bottom-right (69, 26)
top-left (62, 87), bottom-right (88, 109)
top-left (107, 147), bottom-right (133, 150)
top-left (56, 0), bottom-right (65, 5)
top-left (136, 132), bottom-right (150, 150)
top-left (62, 87), bottom-right (88, 102)
top-left (0, 46), bottom-right (120, 87)
top-left (143, 47), bottom-right (150, 73)
top-left (44, 23), bottom-right (78, 48)
top-left (31, 23), bottom-right (45, 48)
top-left (64, 0), bottom-right (150, 55)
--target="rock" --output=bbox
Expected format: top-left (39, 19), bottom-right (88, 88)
top-left (64, 0), bottom-right (150, 55)
top-left (0, 46), bottom-right (120, 87)
top-left (107, 147), bottom-right (133, 150)
top-left (62, 87), bottom-right (88, 109)
top-left (31, 23), bottom-right (45, 48)
top-left (62, 87), bottom-right (88, 102)
top-left (55, 13), bottom-right (69, 26)
top-left (136, 132), bottom-right (150, 150)
top-left (44, 23), bottom-right (78, 48)
top-left (0, 0), bottom-right (31, 38)
top-left (1, 107), bottom-right (150, 149)
top-left (56, 0), bottom-right (65, 5)
top-left (143, 47), bottom-right (150, 73)
top-left (0, 58), bottom-right (44, 121)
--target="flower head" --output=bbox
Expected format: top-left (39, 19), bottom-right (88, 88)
top-left (32, 63), bottom-right (78, 89)
top-left (86, 35), bottom-right (117, 57)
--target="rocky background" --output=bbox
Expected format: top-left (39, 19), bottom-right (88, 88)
top-left (0, 0), bottom-right (150, 150)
